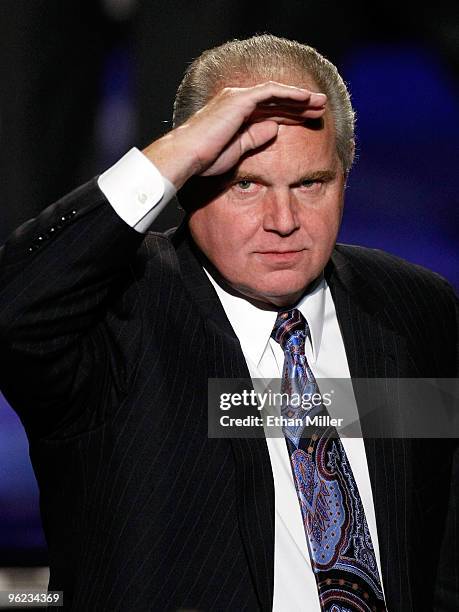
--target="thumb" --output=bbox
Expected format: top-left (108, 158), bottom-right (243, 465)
top-left (200, 120), bottom-right (279, 176)
top-left (201, 120), bottom-right (279, 176)
top-left (239, 120), bottom-right (279, 154)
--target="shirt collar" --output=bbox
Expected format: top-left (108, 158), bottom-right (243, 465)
top-left (204, 268), bottom-right (326, 367)
top-left (295, 277), bottom-right (326, 365)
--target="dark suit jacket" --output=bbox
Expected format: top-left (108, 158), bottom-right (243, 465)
top-left (0, 178), bottom-right (458, 611)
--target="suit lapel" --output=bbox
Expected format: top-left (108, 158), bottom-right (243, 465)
top-left (327, 248), bottom-right (416, 610)
top-left (174, 228), bottom-right (275, 612)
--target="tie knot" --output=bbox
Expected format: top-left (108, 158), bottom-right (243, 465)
top-left (271, 308), bottom-right (309, 352)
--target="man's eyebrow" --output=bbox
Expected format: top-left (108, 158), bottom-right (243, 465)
top-left (228, 171), bottom-right (266, 183)
top-left (294, 169), bottom-right (337, 183)
top-left (229, 169), bottom-right (337, 183)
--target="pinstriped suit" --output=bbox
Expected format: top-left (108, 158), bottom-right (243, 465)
top-left (0, 178), bottom-right (457, 611)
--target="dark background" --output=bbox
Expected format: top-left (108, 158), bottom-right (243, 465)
top-left (0, 0), bottom-right (458, 566)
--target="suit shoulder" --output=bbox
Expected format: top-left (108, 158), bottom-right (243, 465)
top-left (334, 243), bottom-right (456, 298)
top-left (333, 245), bottom-right (457, 374)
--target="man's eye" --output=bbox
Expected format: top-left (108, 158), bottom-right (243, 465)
top-left (237, 180), bottom-right (253, 190)
top-left (300, 179), bottom-right (321, 189)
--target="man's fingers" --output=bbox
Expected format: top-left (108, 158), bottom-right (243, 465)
top-left (250, 105), bottom-right (326, 125)
top-left (216, 85), bottom-right (327, 130)
top-left (246, 81), bottom-right (326, 103)
top-left (218, 82), bottom-right (327, 122)
top-left (256, 93), bottom-right (327, 109)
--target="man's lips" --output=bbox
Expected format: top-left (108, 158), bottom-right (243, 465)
top-left (257, 249), bottom-right (304, 254)
top-left (254, 249), bottom-right (306, 263)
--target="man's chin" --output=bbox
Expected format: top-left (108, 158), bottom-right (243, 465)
top-left (258, 271), bottom-right (317, 299)
top-left (235, 279), bottom-right (315, 309)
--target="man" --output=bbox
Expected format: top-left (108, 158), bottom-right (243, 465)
top-left (0, 35), bottom-right (457, 611)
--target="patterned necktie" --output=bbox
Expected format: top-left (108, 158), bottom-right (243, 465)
top-left (271, 309), bottom-right (387, 612)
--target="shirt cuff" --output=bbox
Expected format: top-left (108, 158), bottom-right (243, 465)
top-left (97, 147), bottom-right (177, 233)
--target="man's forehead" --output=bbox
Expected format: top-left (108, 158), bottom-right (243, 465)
top-left (233, 122), bottom-right (338, 178)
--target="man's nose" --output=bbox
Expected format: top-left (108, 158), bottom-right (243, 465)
top-left (263, 190), bottom-right (300, 236)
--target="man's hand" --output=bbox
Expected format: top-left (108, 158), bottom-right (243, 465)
top-left (142, 82), bottom-right (327, 190)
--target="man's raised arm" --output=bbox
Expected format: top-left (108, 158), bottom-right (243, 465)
top-left (0, 82), bottom-right (326, 437)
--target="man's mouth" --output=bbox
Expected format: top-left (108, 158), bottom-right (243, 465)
top-left (255, 249), bottom-right (305, 263)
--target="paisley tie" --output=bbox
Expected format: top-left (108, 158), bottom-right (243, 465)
top-left (271, 308), bottom-right (387, 612)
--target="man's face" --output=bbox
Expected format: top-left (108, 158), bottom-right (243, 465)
top-left (188, 114), bottom-right (346, 307)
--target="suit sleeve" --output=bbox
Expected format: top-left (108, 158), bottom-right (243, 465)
top-left (0, 178), bottom-right (146, 438)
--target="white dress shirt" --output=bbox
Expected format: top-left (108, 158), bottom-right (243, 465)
top-left (98, 148), bottom-right (385, 611)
